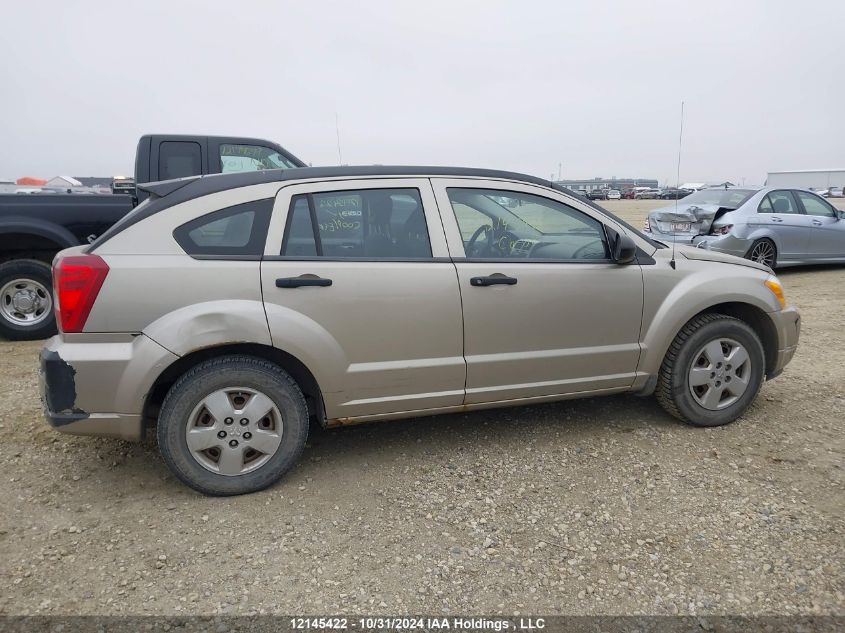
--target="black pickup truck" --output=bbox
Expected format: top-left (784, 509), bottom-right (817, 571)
top-left (0, 134), bottom-right (306, 340)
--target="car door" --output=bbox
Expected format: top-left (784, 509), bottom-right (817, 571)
top-left (261, 178), bottom-right (465, 419)
top-left (753, 190), bottom-right (810, 261)
top-left (432, 179), bottom-right (644, 405)
top-left (793, 190), bottom-right (845, 259)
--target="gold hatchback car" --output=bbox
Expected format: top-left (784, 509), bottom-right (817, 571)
top-left (40, 166), bottom-right (800, 495)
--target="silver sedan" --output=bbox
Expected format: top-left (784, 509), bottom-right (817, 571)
top-left (644, 186), bottom-right (845, 268)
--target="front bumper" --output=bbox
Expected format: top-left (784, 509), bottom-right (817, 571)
top-left (768, 306), bottom-right (801, 377)
top-left (39, 333), bottom-right (178, 441)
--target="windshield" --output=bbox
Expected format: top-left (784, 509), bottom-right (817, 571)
top-left (680, 188), bottom-right (756, 209)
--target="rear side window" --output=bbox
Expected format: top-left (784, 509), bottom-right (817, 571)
top-left (159, 141), bottom-right (202, 180)
top-left (174, 199), bottom-right (273, 257)
top-left (281, 188), bottom-right (432, 258)
top-left (760, 191), bottom-right (800, 215)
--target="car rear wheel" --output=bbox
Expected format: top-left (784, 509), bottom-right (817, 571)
top-left (747, 239), bottom-right (777, 268)
top-left (0, 259), bottom-right (57, 341)
top-left (158, 355), bottom-right (309, 496)
top-left (656, 314), bottom-right (765, 427)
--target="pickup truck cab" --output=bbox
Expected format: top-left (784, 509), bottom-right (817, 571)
top-left (0, 134), bottom-right (305, 340)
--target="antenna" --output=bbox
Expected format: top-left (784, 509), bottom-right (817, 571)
top-left (334, 112), bottom-right (343, 165)
top-left (669, 101), bottom-right (684, 270)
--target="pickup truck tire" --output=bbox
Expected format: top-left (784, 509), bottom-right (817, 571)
top-left (0, 259), bottom-right (57, 341)
top-left (656, 313), bottom-right (765, 427)
top-left (157, 355), bottom-right (309, 496)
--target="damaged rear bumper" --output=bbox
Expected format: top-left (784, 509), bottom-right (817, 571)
top-left (39, 333), bottom-right (179, 441)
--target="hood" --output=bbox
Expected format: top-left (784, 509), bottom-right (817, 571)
top-left (677, 245), bottom-right (771, 273)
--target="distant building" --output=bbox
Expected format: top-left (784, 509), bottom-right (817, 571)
top-left (554, 177), bottom-right (658, 192)
top-left (766, 169), bottom-right (845, 189)
top-left (45, 175), bottom-right (83, 189)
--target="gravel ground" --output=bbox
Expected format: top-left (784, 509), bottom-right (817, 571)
top-left (0, 200), bottom-right (843, 616)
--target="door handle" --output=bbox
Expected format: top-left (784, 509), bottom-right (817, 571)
top-left (812, 220), bottom-right (823, 226)
top-left (276, 276), bottom-right (333, 288)
top-left (470, 275), bottom-right (518, 287)
top-left (771, 216), bottom-right (783, 222)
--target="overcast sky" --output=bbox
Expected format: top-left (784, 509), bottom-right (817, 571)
top-left (1, 0), bottom-right (843, 185)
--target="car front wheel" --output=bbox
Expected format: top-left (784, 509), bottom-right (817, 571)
top-left (158, 355), bottom-right (309, 496)
top-left (656, 314), bottom-right (765, 427)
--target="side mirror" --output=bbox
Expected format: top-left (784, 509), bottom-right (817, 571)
top-left (837, 210), bottom-right (845, 221)
top-left (606, 227), bottom-right (637, 264)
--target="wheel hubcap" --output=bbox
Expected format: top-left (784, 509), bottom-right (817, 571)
top-left (688, 338), bottom-right (752, 411)
top-left (185, 387), bottom-right (283, 476)
top-left (0, 278), bottom-right (52, 326)
top-left (750, 242), bottom-right (774, 267)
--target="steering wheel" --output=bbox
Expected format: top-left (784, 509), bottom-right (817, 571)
top-left (465, 224), bottom-right (493, 257)
top-left (572, 239), bottom-right (607, 260)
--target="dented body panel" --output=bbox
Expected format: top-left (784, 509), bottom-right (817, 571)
top-left (40, 333), bottom-right (178, 440)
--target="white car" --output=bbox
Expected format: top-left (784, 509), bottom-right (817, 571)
top-left (607, 189), bottom-right (621, 200)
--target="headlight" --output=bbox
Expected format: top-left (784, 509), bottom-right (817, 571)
top-left (764, 275), bottom-right (786, 309)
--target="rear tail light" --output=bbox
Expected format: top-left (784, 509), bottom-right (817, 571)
top-left (709, 224), bottom-right (733, 236)
top-left (52, 254), bottom-right (109, 333)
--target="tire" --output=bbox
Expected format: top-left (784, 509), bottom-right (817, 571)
top-left (746, 238), bottom-right (777, 269)
top-left (656, 313), bottom-right (765, 427)
top-left (0, 259), bottom-right (57, 341)
top-left (158, 355), bottom-right (309, 496)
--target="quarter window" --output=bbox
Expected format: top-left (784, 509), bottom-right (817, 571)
top-left (762, 191), bottom-right (800, 215)
top-left (173, 199), bottom-right (273, 256)
top-left (281, 189), bottom-right (432, 258)
top-left (220, 144), bottom-right (298, 173)
top-left (795, 191), bottom-right (835, 217)
top-left (446, 188), bottom-right (609, 260)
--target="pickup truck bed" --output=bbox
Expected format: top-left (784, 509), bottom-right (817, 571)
top-left (0, 193), bottom-right (135, 250)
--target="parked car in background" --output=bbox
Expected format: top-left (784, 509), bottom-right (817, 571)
top-left (607, 189), bottom-right (621, 200)
top-left (825, 187), bottom-right (843, 198)
top-left (622, 189), bottom-right (637, 199)
top-left (810, 188), bottom-right (829, 197)
top-left (0, 134), bottom-right (306, 340)
top-left (644, 186), bottom-right (845, 268)
top-left (587, 189), bottom-right (608, 200)
top-left (575, 189), bottom-right (590, 198)
top-left (635, 188), bottom-right (660, 200)
top-left (40, 165), bottom-right (799, 495)
top-left (659, 188), bottom-right (693, 200)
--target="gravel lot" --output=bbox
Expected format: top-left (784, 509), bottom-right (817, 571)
top-left (0, 200), bottom-right (843, 617)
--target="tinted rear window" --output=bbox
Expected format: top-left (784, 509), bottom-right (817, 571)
top-left (681, 188), bottom-right (756, 208)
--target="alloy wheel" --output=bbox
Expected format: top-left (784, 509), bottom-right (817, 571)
top-left (749, 241), bottom-right (775, 267)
